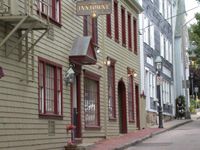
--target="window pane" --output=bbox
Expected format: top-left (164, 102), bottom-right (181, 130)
top-left (84, 78), bottom-right (98, 126)
top-left (108, 65), bottom-right (115, 118)
top-left (45, 64), bottom-right (55, 113)
top-left (39, 62), bottom-right (44, 113)
top-left (128, 76), bottom-right (134, 121)
top-left (57, 68), bottom-right (61, 115)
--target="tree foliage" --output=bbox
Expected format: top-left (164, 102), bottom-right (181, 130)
top-left (188, 13), bottom-right (200, 64)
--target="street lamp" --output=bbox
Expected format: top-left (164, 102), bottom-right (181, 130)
top-left (155, 56), bottom-right (163, 128)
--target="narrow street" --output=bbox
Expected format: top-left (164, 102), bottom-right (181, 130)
top-left (126, 119), bottom-right (200, 150)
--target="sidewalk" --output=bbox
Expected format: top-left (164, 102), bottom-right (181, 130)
top-left (83, 119), bottom-right (193, 150)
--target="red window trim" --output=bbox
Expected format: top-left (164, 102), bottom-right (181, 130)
top-left (85, 126), bottom-right (101, 130)
top-left (106, 14), bottom-right (112, 38)
top-left (38, 57), bottom-right (63, 118)
top-left (83, 70), bottom-right (101, 129)
top-left (37, 0), bottom-right (62, 26)
top-left (128, 12), bottom-right (132, 51)
top-left (114, 0), bottom-right (119, 42)
top-left (83, 16), bottom-right (98, 46)
top-left (133, 18), bottom-right (138, 54)
top-left (83, 69), bottom-right (101, 81)
top-left (121, 6), bottom-right (126, 47)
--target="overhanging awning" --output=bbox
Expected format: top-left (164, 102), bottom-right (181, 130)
top-left (69, 36), bottom-right (97, 65)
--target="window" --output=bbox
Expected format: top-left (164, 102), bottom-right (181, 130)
top-left (160, 33), bottom-right (164, 57)
top-left (84, 70), bottom-right (100, 128)
top-left (121, 6), bottom-right (126, 46)
top-left (149, 73), bottom-right (155, 98)
top-left (114, 0), bottom-right (119, 41)
top-left (128, 75), bottom-right (134, 121)
top-left (133, 18), bottom-right (138, 54)
top-left (159, 0), bottom-right (163, 14)
top-left (38, 0), bottom-right (61, 23)
top-left (108, 62), bottom-right (116, 119)
top-left (150, 22), bottom-right (154, 49)
top-left (38, 58), bottom-right (62, 117)
top-left (128, 13), bottom-right (132, 50)
top-left (143, 16), bottom-right (150, 46)
top-left (106, 14), bottom-right (112, 37)
top-left (83, 16), bottom-right (98, 46)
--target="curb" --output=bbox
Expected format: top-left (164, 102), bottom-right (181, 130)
top-left (115, 119), bottom-right (193, 150)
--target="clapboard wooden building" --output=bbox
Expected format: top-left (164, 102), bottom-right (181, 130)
top-left (0, 0), bottom-right (143, 149)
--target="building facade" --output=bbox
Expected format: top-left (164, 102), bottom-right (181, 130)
top-left (139, 0), bottom-right (175, 126)
top-left (0, 0), bottom-right (143, 149)
top-left (174, 0), bottom-right (190, 115)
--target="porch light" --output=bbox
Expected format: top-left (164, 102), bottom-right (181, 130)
top-left (64, 64), bottom-right (75, 85)
top-left (104, 57), bottom-right (111, 66)
top-left (155, 56), bottom-right (162, 71)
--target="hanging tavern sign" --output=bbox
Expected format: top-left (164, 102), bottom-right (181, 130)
top-left (76, 0), bottom-right (112, 16)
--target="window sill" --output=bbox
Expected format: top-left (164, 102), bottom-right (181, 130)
top-left (128, 47), bottom-right (132, 51)
top-left (122, 43), bottom-right (126, 48)
top-left (85, 126), bottom-right (101, 130)
top-left (129, 120), bottom-right (135, 123)
top-left (134, 51), bottom-right (138, 55)
top-left (109, 117), bottom-right (117, 121)
top-left (107, 33), bottom-right (112, 38)
top-left (39, 114), bottom-right (63, 120)
top-left (115, 38), bottom-right (119, 43)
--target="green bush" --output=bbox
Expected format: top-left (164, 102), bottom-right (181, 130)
top-left (190, 99), bottom-right (197, 114)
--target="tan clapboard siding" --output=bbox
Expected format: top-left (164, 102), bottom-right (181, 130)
top-left (0, 0), bottom-right (142, 148)
top-left (0, 1), bottom-right (80, 149)
top-left (99, 0), bottom-right (141, 136)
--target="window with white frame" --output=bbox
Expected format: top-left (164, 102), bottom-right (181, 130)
top-left (165, 39), bottom-right (169, 61)
top-left (159, 0), bottom-right (163, 14)
top-left (162, 81), bottom-right (170, 104)
top-left (168, 1), bottom-right (172, 24)
top-left (160, 33), bottom-right (164, 57)
top-left (164, 0), bottom-right (168, 19)
top-left (150, 22), bottom-right (155, 49)
top-left (149, 73), bottom-right (152, 98)
top-left (149, 73), bottom-right (155, 98)
top-left (169, 42), bottom-right (172, 63)
top-left (38, 59), bottom-right (62, 117)
top-left (143, 15), bottom-right (149, 45)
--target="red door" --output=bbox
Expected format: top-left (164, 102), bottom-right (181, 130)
top-left (135, 84), bottom-right (140, 129)
top-left (118, 80), bottom-right (127, 133)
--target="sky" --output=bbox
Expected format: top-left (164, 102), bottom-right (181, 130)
top-left (185, 0), bottom-right (200, 26)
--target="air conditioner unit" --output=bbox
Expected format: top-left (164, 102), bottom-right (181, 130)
top-left (0, 0), bottom-right (19, 15)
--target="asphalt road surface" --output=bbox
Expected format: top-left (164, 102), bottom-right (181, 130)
top-left (126, 119), bottom-right (200, 150)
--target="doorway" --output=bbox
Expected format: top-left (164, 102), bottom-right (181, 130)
top-left (118, 80), bottom-right (127, 134)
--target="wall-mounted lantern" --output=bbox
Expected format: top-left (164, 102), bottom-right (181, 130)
top-left (64, 65), bottom-right (75, 86)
